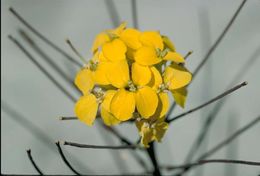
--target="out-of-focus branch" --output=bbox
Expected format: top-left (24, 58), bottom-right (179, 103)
top-left (184, 46), bottom-right (260, 163)
top-left (19, 29), bottom-right (80, 95)
top-left (166, 0), bottom-right (248, 119)
top-left (26, 149), bottom-right (44, 175)
top-left (167, 81), bottom-right (247, 123)
top-left (9, 7), bottom-right (82, 67)
top-left (174, 115), bottom-right (260, 175)
top-left (104, 0), bottom-right (121, 27)
top-left (131, 0), bottom-right (138, 29)
top-left (56, 142), bottom-right (82, 175)
top-left (8, 35), bottom-right (77, 102)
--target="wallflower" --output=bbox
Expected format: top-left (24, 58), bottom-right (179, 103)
top-left (74, 22), bottom-right (192, 147)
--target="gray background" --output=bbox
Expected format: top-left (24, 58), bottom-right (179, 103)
top-left (1, 0), bottom-right (260, 175)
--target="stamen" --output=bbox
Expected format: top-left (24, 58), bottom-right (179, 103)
top-left (128, 80), bottom-right (137, 92)
top-left (92, 87), bottom-right (105, 103)
top-left (89, 60), bottom-right (98, 71)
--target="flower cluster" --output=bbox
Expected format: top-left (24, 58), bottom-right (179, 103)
top-left (74, 22), bottom-right (192, 147)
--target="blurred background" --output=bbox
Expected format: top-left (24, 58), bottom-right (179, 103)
top-left (1, 0), bottom-right (260, 175)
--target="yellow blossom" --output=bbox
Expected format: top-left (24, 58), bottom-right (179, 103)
top-left (74, 21), bottom-right (193, 147)
top-left (136, 117), bottom-right (168, 147)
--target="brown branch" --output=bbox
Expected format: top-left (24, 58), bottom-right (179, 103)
top-left (166, 0), bottom-right (247, 119)
top-left (199, 115), bottom-right (260, 160)
top-left (161, 159), bottom-right (260, 170)
top-left (26, 149), bottom-right (44, 175)
top-left (183, 46), bottom-right (260, 164)
top-left (9, 7), bottom-right (82, 67)
top-left (167, 81), bottom-right (247, 123)
top-left (66, 39), bottom-right (86, 64)
top-left (59, 116), bottom-right (78, 120)
top-left (175, 115), bottom-right (260, 175)
top-left (55, 142), bottom-right (81, 175)
top-left (192, 0), bottom-right (247, 78)
top-left (62, 141), bottom-right (142, 150)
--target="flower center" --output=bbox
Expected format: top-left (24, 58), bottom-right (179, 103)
top-left (127, 80), bottom-right (137, 92)
top-left (92, 87), bottom-right (105, 103)
top-left (156, 48), bottom-right (169, 58)
top-left (157, 83), bottom-right (168, 93)
top-left (89, 60), bottom-right (98, 71)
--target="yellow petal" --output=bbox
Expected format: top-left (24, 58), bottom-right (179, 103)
top-left (135, 86), bottom-right (158, 118)
top-left (134, 46), bottom-right (161, 66)
top-left (74, 94), bottom-right (98, 126)
top-left (132, 62), bottom-right (151, 86)
top-left (91, 32), bottom-right (110, 53)
top-left (171, 87), bottom-right (188, 108)
top-left (101, 90), bottom-right (120, 126)
top-left (102, 39), bottom-right (127, 62)
top-left (140, 31), bottom-right (164, 50)
top-left (163, 63), bottom-right (192, 90)
top-left (92, 62), bottom-right (110, 85)
top-left (120, 28), bottom-right (142, 50)
top-left (110, 89), bottom-right (135, 121)
top-left (126, 47), bottom-right (135, 60)
top-left (163, 52), bottom-right (185, 63)
top-left (97, 51), bottom-right (109, 62)
top-left (141, 126), bottom-right (153, 148)
top-left (75, 68), bottom-right (94, 95)
top-left (108, 21), bottom-right (127, 36)
top-left (153, 121), bottom-right (168, 142)
top-left (106, 60), bottom-right (130, 88)
top-left (147, 67), bottom-right (163, 90)
top-left (162, 35), bottom-right (176, 51)
top-left (151, 92), bottom-right (170, 120)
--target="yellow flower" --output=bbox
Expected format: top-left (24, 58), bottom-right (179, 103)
top-left (75, 89), bottom-right (120, 126)
top-left (74, 21), bottom-right (193, 147)
top-left (136, 117), bottom-right (168, 147)
top-left (134, 31), bottom-right (185, 66)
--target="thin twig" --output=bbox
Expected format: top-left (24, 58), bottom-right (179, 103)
top-left (66, 39), bottom-right (87, 64)
top-left (199, 115), bottom-right (260, 160)
top-left (26, 149), bottom-right (44, 175)
top-left (55, 142), bottom-right (82, 175)
top-left (146, 142), bottom-right (162, 176)
top-left (1, 101), bottom-right (92, 173)
top-left (184, 47), bottom-right (260, 163)
top-left (104, 0), bottom-right (121, 27)
top-left (167, 81), bottom-right (247, 123)
top-left (131, 0), bottom-right (138, 29)
top-left (9, 7), bottom-right (82, 67)
top-left (101, 124), bottom-right (133, 145)
top-left (59, 116), bottom-right (78, 120)
top-left (8, 35), bottom-right (77, 102)
top-left (161, 159), bottom-right (260, 170)
top-left (19, 29), bottom-right (79, 94)
top-left (175, 115), bottom-right (260, 175)
top-left (184, 51), bottom-right (193, 60)
top-left (166, 0), bottom-right (247, 119)
top-left (62, 141), bottom-right (142, 150)
top-left (192, 0), bottom-right (247, 78)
